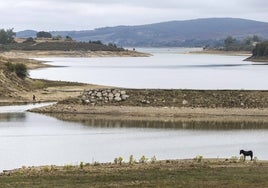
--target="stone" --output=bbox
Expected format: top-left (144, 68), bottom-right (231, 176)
top-left (81, 88), bottom-right (129, 104)
top-left (115, 93), bottom-right (121, 98)
top-left (114, 96), bottom-right (122, 102)
top-left (112, 89), bottom-right (119, 94)
top-left (121, 94), bottom-right (129, 101)
top-left (108, 93), bottom-right (114, 98)
top-left (96, 92), bottom-right (102, 97)
top-left (90, 98), bottom-right (97, 103)
top-left (81, 95), bottom-right (87, 100)
top-left (141, 100), bottom-right (150, 104)
top-left (182, 100), bottom-right (188, 105)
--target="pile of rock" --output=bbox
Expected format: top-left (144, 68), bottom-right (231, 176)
top-left (80, 88), bottom-right (129, 105)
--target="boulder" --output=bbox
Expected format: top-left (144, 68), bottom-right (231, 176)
top-left (81, 88), bottom-right (129, 104)
top-left (115, 93), bottom-right (121, 98)
top-left (182, 100), bottom-right (188, 105)
top-left (96, 92), bottom-right (102, 98)
top-left (121, 94), bottom-right (129, 101)
top-left (114, 96), bottom-right (122, 102)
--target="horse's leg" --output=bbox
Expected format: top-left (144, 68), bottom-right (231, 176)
top-left (244, 155), bottom-right (246, 161)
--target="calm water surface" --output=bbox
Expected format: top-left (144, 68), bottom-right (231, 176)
top-left (0, 104), bottom-right (268, 171)
top-left (30, 48), bottom-right (268, 89)
top-left (1, 49), bottom-right (268, 171)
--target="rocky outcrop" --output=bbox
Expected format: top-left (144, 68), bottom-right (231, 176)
top-left (80, 88), bottom-right (129, 105)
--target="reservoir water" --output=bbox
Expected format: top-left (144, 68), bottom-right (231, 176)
top-left (30, 48), bottom-right (268, 90)
top-left (1, 104), bottom-right (268, 172)
top-left (1, 48), bottom-right (268, 171)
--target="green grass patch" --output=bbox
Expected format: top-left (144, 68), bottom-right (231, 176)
top-left (1, 160), bottom-right (268, 188)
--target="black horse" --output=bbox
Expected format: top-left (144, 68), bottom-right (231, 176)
top-left (240, 150), bottom-right (253, 161)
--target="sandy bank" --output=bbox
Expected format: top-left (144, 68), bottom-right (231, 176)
top-left (190, 49), bottom-right (251, 56)
top-left (1, 50), bottom-right (151, 59)
top-left (30, 104), bottom-right (268, 121)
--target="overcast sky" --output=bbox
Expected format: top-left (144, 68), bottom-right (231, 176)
top-left (1, 0), bottom-right (268, 31)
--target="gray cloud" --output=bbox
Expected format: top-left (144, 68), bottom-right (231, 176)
top-left (0, 0), bottom-right (267, 31)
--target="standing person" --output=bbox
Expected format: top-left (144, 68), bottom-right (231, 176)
top-left (33, 94), bottom-right (36, 102)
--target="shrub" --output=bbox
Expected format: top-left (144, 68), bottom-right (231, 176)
top-left (5, 62), bottom-right (15, 72)
top-left (230, 156), bottom-right (238, 163)
top-left (63, 164), bottom-right (73, 170)
top-left (253, 157), bottom-right (258, 164)
top-left (129, 155), bottom-right (135, 165)
top-left (151, 156), bottom-right (157, 164)
top-left (14, 63), bottom-right (29, 79)
top-left (114, 158), bottom-right (118, 164)
top-left (194, 155), bottom-right (203, 163)
top-left (139, 155), bottom-right (148, 164)
top-left (23, 37), bottom-right (35, 43)
top-left (118, 156), bottom-right (123, 165)
top-left (114, 156), bottom-right (124, 165)
top-left (80, 161), bottom-right (84, 169)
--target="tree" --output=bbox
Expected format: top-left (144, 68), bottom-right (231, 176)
top-left (252, 35), bottom-right (260, 42)
top-left (252, 42), bottom-right (268, 57)
top-left (36, 31), bottom-right (52, 38)
top-left (224, 36), bottom-right (236, 48)
top-left (0, 28), bottom-right (16, 44)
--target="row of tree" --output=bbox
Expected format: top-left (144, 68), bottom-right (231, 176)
top-left (223, 35), bottom-right (261, 51)
top-left (0, 29), bottom-right (73, 44)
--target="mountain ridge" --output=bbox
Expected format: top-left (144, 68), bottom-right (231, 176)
top-left (16, 18), bottom-right (268, 47)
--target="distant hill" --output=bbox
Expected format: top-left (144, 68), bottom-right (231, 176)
top-left (16, 18), bottom-right (268, 47)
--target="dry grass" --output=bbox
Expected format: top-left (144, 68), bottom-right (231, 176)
top-left (1, 159), bottom-right (268, 188)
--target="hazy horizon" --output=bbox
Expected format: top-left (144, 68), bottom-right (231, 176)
top-left (15, 17), bottom-right (268, 32)
top-left (1, 0), bottom-right (267, 31)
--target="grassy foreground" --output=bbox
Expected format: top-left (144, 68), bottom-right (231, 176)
top-left (1, 159), bottom-right (268, 188)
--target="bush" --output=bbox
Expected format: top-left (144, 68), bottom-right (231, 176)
top-left (139, 155), bottom-right (148, 164)
top-left (194, 155), bottom-right (203, 163)
top-left (14, 63), bottom-right (29, 79)
top-left (151, 156), bottom-right (157, 164)
top-left (23, 37), bottom-right (35, 43)
top-left (5, 62), bottom-right (15, 72)
top-left (129, 155), bottom-right (135, 165)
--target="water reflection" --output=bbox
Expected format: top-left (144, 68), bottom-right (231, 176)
top-left (47, 113), bottom-right (268, 130)
top-left (0, 113), bottom-right (26, 122)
